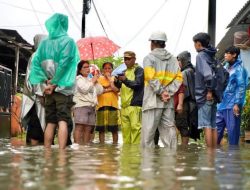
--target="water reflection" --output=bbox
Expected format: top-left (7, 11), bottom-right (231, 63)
top-left (0, 138), bottom-right (250, 189)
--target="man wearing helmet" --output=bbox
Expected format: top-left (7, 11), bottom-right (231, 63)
top-left (141, 31), bottom-right (183, 148)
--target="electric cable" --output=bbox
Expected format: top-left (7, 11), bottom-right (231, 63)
top-left (0, 1), bottom-right (51, 14)
top-left (61, 0), bottom-right (81, 30)
top-left (29, 0), bottom-right (45, 33)
top-left (173, 0), bottom-right (192, 53)
top-left (92, 0), bottom-right (108, 38)
top-left (123, 0), bottom-right (168, 48)
top-left (0, 24), bottom-right (41, 28)
top-left (94, 0), bottom-right (120, 43)
top-left (46, 0), bottom-right (55, 12)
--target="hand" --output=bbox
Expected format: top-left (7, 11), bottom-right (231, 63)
top-left (161, 91), bottom-right (170, 102)
top-left (104, 72), bottom-right (111, 78)
top-left (103, 87), bottom-right (112, 93)
top-left (92, 74), bottom-right (99, 84)
top-left (233, 104), bottom-right (240, 117)
top-left (206, 91), bottom-right (213, 101)
top-left (176, 104), bottom-right (183, 114)
top-left (44, 84), bottom-right (56, 95)
top-left (118, 75), bottom-right (126, 81)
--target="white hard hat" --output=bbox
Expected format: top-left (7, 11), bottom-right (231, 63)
top-left (149, 31), bottom-right (167, 42)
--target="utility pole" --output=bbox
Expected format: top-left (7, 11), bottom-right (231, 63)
top-left (208, 0), bottom-right (216, 46)
top-left (82, 0), bottom-right (92, 38)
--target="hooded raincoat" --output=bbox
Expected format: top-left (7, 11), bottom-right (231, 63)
top-left (141, 48), bottom-right (182, 148)
top-left (143, 48), bottom-right (182, 111)
top-left (195, 46), bottom-right (217, 107)
top-left (217, 58), bottom-right (248, 110)
top-left (21, 34), bottom-right (47, 132)
top-left (29, 13), bottom-right (80, 96)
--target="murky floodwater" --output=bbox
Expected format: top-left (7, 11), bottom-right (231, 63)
top-left (1, 134), bottom-right (250, 190)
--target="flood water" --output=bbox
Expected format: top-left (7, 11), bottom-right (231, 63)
top-left (0, 134), bottom-right (250, 190)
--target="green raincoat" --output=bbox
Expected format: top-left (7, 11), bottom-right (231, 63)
top-left (29, 13), bottom-right (80, 95)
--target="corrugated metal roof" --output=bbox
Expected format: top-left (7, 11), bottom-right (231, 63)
top-left (227, 0), bottom-right (250, 28)
top-left (0, 29), bottom-right (32, 73)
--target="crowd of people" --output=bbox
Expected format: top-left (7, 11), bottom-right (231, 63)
top-left (21, 13), bottom-right (250, 149)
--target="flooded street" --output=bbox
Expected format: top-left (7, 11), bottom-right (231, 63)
top-left (0, 135), bottom-right (250, 190)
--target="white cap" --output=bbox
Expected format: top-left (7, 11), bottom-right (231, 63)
top-left (149, 31), bottom-right (167, 42)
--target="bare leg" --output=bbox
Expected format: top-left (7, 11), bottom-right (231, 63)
top-left (90, 132), bottom-right (95, 142)
top-left (204, 128), bottom-right (213, 147)
top-left (44, 123), bottom-right (56, 148)
top-left (99, 131), bottom-right (105, 144)
top-left (30, 139), bottom-right (39, 146)
top-left (82, 125), bottom-right (92, 144)
top-left (112, 131), bottom-right (118, 144)
top-left (74, 124), bottom-right (83, 144)
top-left (58, 121), bottom-right (68, 149)
top-left (212, 129), bottom-right (218, 147)
top-left (181, 137), bottom-right (189, 146)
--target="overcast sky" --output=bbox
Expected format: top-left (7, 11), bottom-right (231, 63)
top-left (0, 0), bottom-right (248, 64)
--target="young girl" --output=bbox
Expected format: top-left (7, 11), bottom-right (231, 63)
top-left (96, 62), bottom-right (120, 144)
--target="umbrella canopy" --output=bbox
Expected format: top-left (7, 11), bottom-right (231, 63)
top-left (77, 36), bottom-right (120, 60)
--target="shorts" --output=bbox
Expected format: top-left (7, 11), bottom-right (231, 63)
top-left (96, 106), bottom-right (119, 132)
top-left (45, 92), bottom-right (74, 125)
top-left (175, 103), bottom-right (189, 137)
top-left (198, 100), bottom-right (217, 129)
top-left (74, 106), bottom-right (96, 126)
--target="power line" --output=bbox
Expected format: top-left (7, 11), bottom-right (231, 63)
top-left (95, 1), bottom-right (120, 43)
top-left (68, 0), bottom-right (81, 20)
top-left (46, 0), bottom-right (55, 13)
top-left (123, 0), bottom-right (168, 48)
top-left (29, 0), bottom-right (45, 33)
top-left (61, 0), bottom-right (81, 31)
top-left (0, 1), bottom-right (51, 14)
top-left (173, 0), bottom-right (192, 53)
top-left (0, 24), bottom-right (41, 28)
top-left (92, 0), bottom-right (108, 38)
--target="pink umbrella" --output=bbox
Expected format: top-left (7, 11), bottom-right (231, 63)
top-left (77, 36), bottom-right (120, 60)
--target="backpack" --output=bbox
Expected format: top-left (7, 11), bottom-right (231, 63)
top-left (210, 60), bottom-right (229, 103)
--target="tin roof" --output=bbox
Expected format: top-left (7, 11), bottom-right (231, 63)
top-left (227, 0), bottom-right (250, 28)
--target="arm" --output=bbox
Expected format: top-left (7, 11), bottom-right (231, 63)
top-left (29, 47), bottom-right (48, 85)
top-left (122, 67), bottom-right (144, 90)
top-left (50, 39), bottom-right (79, 87)
top-left (196, 55), bottom-right (213, 100)
top-left (143, 56), bottom-right (162, 94)
top-left (114, 78), bottom-right (122, 89)
top-left (176, 84), bottom-right (185, 113)
top-left (196, 55), bottom-right (213, 90)
top-left (76, 77), bottom-right (95, 94)
top-left (235, 68), bottom-right (247, 106)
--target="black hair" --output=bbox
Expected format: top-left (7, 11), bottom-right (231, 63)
top-left (77, 60), bottom-right (89, 76)
top-left (151, 40), bottom-right (166, 48)
top-left (102, 62), bottom-right (113, 69)
top-left (225, 46), bottom-right (240, 60)
top-left (193, 32), bottom-right (210, 48)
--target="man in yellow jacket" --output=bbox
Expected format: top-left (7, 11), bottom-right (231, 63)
top-left (114, 51), bottom-right (144, 144)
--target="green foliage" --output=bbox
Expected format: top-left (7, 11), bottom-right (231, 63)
top-left (241, 90), bottom-right (250, 131)
top-left (89, 56), bottom-right (123, 70)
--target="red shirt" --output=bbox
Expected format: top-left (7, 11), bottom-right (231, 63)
top-left (174, 84), bottom-right (185, 110)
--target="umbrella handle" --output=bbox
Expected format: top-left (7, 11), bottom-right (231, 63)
top-left (91, 42), bottom-right (94, 60)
